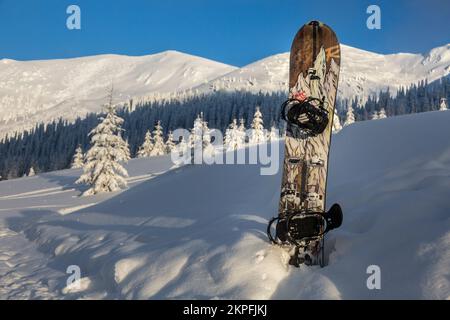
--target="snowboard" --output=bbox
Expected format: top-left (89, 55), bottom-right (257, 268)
top-left (267, 21), bottom-right (342, 267)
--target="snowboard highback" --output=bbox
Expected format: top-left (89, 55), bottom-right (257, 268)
top-left (271, 21), bottom-right (341, 267)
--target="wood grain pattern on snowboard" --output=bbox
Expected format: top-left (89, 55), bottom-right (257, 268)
top-left (279, 21), bottom-right (340, 218)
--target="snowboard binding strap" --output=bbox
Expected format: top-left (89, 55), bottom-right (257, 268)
top-left (267, 204), bottom-right (343, 246)
top-left (281, 97), bottom-right (329, 137)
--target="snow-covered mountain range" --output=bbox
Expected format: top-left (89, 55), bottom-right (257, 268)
top-left (197, 44), bottom-right (450, 103)
top-left (0, 51), bottom-right (236, 137)
top-left (1, 43), bottom-right (449, 137)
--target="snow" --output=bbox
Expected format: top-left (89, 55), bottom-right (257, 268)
top-left (195, 44), bottom-right (450, 105)
top-left (0, 51), bottom-right (236, 137)
top-left (2, 44), bottom-right (449, 138)
top-left (0, 111), bottom-right (450, 299)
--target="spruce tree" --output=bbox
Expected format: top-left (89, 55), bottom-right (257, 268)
top-left (249, 106), bottom-right (266, 144)
top-left (440, 98), bottom-right (448, 111)
top-left (190, 114), bottom-right (204, 148)
top-left (332, 112), bottom-right (342, 133)
top-left (166, 130), bottom-right (176, 153)
top-left (137, 130), bottom-right (153, 158)
top-left (378, 108), bottom-right (387, 119)
top-left (344, 105), bottom-right (355, 126)
top-left (201, 116), bottom-right (215, 158)
top-left (71, 145), bottom-right (84, 168)
top-left (76, 98), bottom-right (130, 196)
top-left (150, 120), bottom-right (166, 156)
top-left (371, 111), bottom-right (379, 120)
top-left (268, 125), bottom-right (279, 141)
top-left (238, 118), bottom-right (247, 145)
top-left (224, 119), bottom-right (241, 151)
top-left (28, 167), bottom-right (36, 177)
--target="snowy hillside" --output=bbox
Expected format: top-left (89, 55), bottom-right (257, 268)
top-left (197, 44), bottom-right (450, 105)
top-left (0, 110), bottom-right (449, 299)
top-left (0, 51), bottom-right (236, 137)
top-left (1, 44), bottom-right (449, 138)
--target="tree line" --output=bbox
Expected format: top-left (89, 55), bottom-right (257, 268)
top-left (0, 75), bottom-right (448, 180)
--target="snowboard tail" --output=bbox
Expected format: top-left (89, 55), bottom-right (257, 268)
top-left (270, 21), bottom-right (342, 267)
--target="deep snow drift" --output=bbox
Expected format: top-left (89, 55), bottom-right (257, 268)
top-left (0, 111), bottom-right (449, 299)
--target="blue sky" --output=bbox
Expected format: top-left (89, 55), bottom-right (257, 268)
top-left (0, 0), bottom-right (449, 66)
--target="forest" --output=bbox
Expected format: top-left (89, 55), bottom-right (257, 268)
top-left (0, 75), bottom-right (448, 180)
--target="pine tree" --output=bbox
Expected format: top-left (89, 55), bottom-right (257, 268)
top-left (378, 108), bottom-right (387, 119)
top-left (28, 167), bottom-right (35, 177)
top-left (268, 125), bottom-right (279, 141)
top-left (176, 136), bottom-right (189, 157)
top-left (76, 93), bottom-right (130, 196)
top-left (332, 112), bottom-right (342, 133)
top-left (249, 106), bottom-right (266, 144)
top-left (238, 118), bottom-right (247, 145)
top-left (137, 130), bottom-right (154, 158)
top-left (71, 145), bottom-right (84, 168)
top-left (440, 98), bottom-right (448, 111)
top-left (201, 116), bottom-right (215, 158)
top-left (371, 111), bottom-right (379, 120)
top-left (190, 114), bottom-right (204, 148)
top-left (166, 130), bottom-right (176, 153)
top-left (150, 121), bottom-right (166, 156)
top-left (344, 105), bottom-right (355, 126)
top-left (224, 119), bottom-right (242, 151)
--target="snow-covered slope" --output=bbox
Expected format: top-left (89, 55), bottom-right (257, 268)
top-left (0, 110), bottom-right (449, 299)
top-left (196, 44), bottom-right (450, 105)
top-left (0, 51), bottom-right (236, 136)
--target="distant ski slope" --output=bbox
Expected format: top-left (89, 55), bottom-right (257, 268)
top-left (0, 110), bottom-right (449, 299)
top-left (1, 43), bottom-right (449, 137)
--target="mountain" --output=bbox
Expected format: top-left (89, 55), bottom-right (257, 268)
top-left (1, 44), bottom-right (449, 137)
top-left (1, 110), bottom-right (449, 299)
top-left (197, 44), bottom-right (450, 105)
top-left (0, 51), bottom-right (236, 137)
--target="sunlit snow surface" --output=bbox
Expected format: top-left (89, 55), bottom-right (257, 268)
top-left (0, 111), bottom-right (450, 299)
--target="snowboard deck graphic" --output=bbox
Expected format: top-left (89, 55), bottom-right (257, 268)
top-left (278, 21), bottom-right (340, 266)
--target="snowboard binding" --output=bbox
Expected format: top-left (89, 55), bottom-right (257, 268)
top-left (281, 97), bottom-right (329, 137)
top-left (267, 204), bottom-right (343, 267)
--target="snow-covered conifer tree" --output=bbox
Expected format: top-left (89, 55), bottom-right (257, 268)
top-left (150, 121), bottom-right (166, 156)
top-left (71, 145), bottom-right (84, 168)
top-left (268, 125), bottom-right (279, 141)
top-left (249, 107), bottom-right (266, 144)
top-left (76, 92), bottom-right (130, 196)
top-left (166, 131), bottom-right (176, 153)
top-left (371, 111), bottom-right (379, 120)
top-left (190, 114), bottom-right (204, 148)
top-left (137, 130), bottom-right (153, 158)
top-left (238, 118), bottom-right (247, 145)
top-left (28, 167), bottom-right (35, 177)
top-left (378, 108), bottom-right (387, 119)
top-left (201, 117), bottom-right (215, 158)
top-left (344, 105), bottom-right (355, 126)
top-left (176, 136), bottom-right (189, 157)
top-left (440, 98), bottom-right (448, 111)
top-left (224, 119), bottom-right (241, 151)
top-left (333, 112), bottom-right (342, 133)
